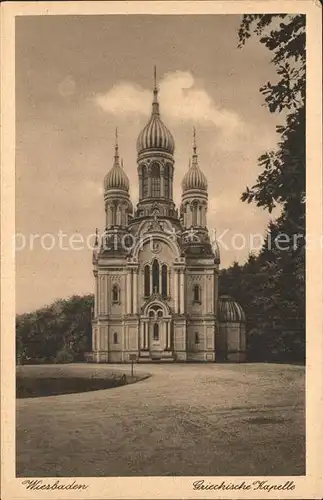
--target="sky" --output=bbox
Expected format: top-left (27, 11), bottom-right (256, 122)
top-left (16, 14), bottom-right (281, 314)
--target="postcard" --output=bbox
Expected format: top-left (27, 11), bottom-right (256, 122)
top-left (1, 1), bottom-right (322, 499)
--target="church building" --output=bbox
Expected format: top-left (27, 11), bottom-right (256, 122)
top-left (91, 71), bottom-right (246, 363)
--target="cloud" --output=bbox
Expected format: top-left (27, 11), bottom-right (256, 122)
top-left (95, 82), bottom-right (151, 117)
top-left (93, 71), bottom-right (242, 136)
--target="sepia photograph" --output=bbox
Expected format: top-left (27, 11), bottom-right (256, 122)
top-left (1, 1), bottom-right (322, 499)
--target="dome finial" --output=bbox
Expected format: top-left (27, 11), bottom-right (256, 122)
top-left (152, 65), bottom-right (159, 116)
top-left (154, 65), bottom-right (157, 90)
top-left (181, 128), bottom-right (208, 192)
top-left (192, 127), bottom-right (198, 164)
top-left (104, 129), bottom-right (130, 192)
top-left (114, 127), bottom-right (120, 165)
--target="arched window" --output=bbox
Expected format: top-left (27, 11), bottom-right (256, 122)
top-left (151, 163), bottom-right (160, 197)
top-left (164, 165), bottom-right (170, 198)
top-left (153, 323), bottom-right (159, 341)
top-left (161, 264), bottom-right (168, 297)
top-left (195, 332), bottom-right (200, 344)
top-left (113, 332), bottom-right (118, 344)
top-left (192, 202), bottom-right (198, 226)
top-left (109, 204), bottom-right (115, 227)
top-left (193, 284), bottom-right (201, 303)
top-left (112, 284), bottom-right (120, 303)
top-left (152, 259), bottom-right (159, 293)
top-left (142, 166), bottom-right (148, 198)
top-left (144, 265), bottom-right (150, 297)
top-left (198, 205), bottom-right (202, 226)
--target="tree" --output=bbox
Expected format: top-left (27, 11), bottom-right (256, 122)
top-left (239, 15), bottom-right (305, 236)
top-left (16, 295), bottom-right (94, 364)
top-left (219, 16), bottom-right (306, 363)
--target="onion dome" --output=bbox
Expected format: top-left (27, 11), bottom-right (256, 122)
top-left (218, 295), bottom-right (246, 323)
top-left (104, 130), bottom-right (129, 192)
top-left (136, 67), bottom-right (175, 155)
top-left (181, 128), bottom-right (208, 192)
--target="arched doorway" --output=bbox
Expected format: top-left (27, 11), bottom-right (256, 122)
top-left (140, 301), bottom-right (172, 359)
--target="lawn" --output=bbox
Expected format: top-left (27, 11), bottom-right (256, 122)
top-left (16, 362), bottom-right (305, 477)
top-left (16, 364), bottom-right (149, 398)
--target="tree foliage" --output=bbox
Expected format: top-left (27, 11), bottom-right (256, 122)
top-left (239, 14), bottom-right (305, 234)
top-left (220, 227), bottom-right (305, 363)
top-left (16, 295), bottom-right (93, 364)
top-left (220, 14), bottom-right (306, 363)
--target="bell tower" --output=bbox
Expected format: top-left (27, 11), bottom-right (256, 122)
top-left (135, 68), bottom-right (177, 219)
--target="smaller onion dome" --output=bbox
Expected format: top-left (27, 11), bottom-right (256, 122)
top-left (218, 295), bottom-right (246, 323)
top-left (181, 128), bottom-right (208, 192)
top-left (136, 67), bottom-right (175, 156)
top-left (104, 130), bottom-right (129, 192)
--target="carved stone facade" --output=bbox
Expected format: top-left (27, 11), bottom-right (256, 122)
top-left (91, 73), bottom-right (246, 363)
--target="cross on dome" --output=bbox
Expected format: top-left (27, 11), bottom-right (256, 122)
top-left (104, 128), bottom-right (130, 192)
top-left (136, 66), bottom-right (175, 155)
top-left (181, 127), bottom-right (208, 192)
top-left (114, 127), bottom-right (119, 164)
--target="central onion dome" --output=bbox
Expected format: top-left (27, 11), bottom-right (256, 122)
top-left (182, 129), bottom-right (208, 192)
top-left (136, 68), bottom-right (175, 155)
top-left (218, 295), bottom-right (246, 323)
top-left (104, 130), bottom-right (129, 192)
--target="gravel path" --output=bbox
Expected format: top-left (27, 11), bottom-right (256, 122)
top-left (16, 363), bottom-right (305, 476)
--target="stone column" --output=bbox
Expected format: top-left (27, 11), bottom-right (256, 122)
top-left (126, 270), bottom-right (132, 314)
top-left (166, 321), bottom-right (170, 349)
top-left (188, 205), bottom-right (193, 228)
top-left (174, 270), bottom-right (178, 313)
top-left (102, 275), bottom-right (107, 315)
top-left (180, 270), bottom-right (185, 314)
top-left (147, 322), bottom-right (151, 350)
top-left (92, 328), bottom-right (96, 351)
top-left (96, 320), bottom-right (101, 351)
top-left (144, 322), bottom-right (147, 349)
top-left (94, 275), bottom-right (98, 316)
top-left (133, 270), bottom-right (138, 313)
top-left (168, 269), bottom-right (171, 297)
top-left (140, 322), bottom-right (144, 349)
top-left (148, 169), bottom-right (152, 197)
top-left (204, 275), bottom-right (207, 315)
top-left (160, 165), bottom-right (164, 197)
top-left (150, 266), bottom-right (153, 295)
top-left (138, 170), bottom-right (143, 199)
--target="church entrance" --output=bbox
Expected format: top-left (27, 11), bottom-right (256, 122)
top-left (140, 302), bottom-right (173, 360)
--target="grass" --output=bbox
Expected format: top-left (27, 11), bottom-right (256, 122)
top-left (16, 362), bottom-right (305, 477)
top-left (16, 365), bottom-right (149, 398)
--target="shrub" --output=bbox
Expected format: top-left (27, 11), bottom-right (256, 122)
top-left (55, 348), bottom-right (74, 364)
